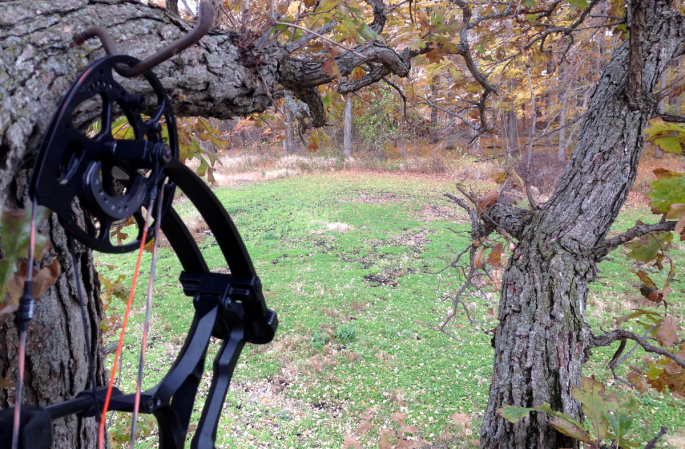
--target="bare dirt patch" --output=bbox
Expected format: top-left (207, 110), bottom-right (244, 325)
top-left (364, 272), bottom-right (399, 287)
top-left (363, 268), bottom-right (417, 287)
top-left (338, 192), bottom-right (403, 204)
top-left (327, 222), bottom-right (353, 232)
top-left (421, 204), bottom-right (461, 221)
top-left (385, 229), bottom-right (435, 247)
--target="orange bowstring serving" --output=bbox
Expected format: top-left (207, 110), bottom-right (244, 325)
top-left (97, 205), bottom-right (154, 449)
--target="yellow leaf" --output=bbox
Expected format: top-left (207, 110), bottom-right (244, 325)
top-left (350, 66), bottom-right (365, 80)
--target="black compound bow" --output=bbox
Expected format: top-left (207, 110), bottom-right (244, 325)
top-left (0, 3), bottom-right (278, 448)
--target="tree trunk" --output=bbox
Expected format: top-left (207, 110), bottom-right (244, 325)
top-left (480, 1), bottom-right (684, 447)
top-left (599, 28), bottom-right (606, 67)
top-left (500, 109), bottom-right (509, 155)
top-left (399, 115), bottom-right (407, 158)
top-left (285, 107), bottom-right (295, 155)
top-left (430, 76), bottom-right (439, 144)
top-left (507, 109), bottom-right (517, 155)
top-left (656, 64), bottom-right (668, 158)
top-left (557, 60), bottom-right (570, 162)
top-left (520, 103), bottom-right (527, 135)
top-left (505, 80), bottom-right (518, 154)
top-left (543, 61), bottom-right (553, 128)
top-left (343, 96), bottom-right (354, 158)
top-left (166, 0), bottom-right (179, 15)
top-left (0, 171), bottom-right (107, 447)
top-left (669, 56), bottom-right (683, 113)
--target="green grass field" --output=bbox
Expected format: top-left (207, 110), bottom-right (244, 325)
top-left (98, 172), bottom-right (685, 448)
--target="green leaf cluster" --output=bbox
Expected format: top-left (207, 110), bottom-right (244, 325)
top-left (498, 376), bottom-right (640, 448)
top-left (647, 169), bottom-right (685, 215)
top-left (644, 118), bottom-right (685, 156)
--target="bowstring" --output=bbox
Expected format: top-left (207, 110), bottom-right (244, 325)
top-left (68, 233), bottom-right (101, 423)
top-left (11, 197), bottom-right (38, 449)
top-left (97, 196), bottom-right (156, 449)
top-left (130, 187), bottom-right (164, 448)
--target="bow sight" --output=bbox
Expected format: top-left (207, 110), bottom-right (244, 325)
top-left (0, 3), bottom-right (278, 448)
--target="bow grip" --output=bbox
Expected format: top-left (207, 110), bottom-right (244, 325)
top-left (179, 272), bottom-right (278, 344)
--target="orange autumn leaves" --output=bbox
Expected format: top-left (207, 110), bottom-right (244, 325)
top-left (0, 205), bottom-right (60, 325)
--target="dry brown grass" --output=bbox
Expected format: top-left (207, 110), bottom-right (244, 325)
top-left (347, 300), bottom-right (367, 312)
top-left (342, 351), bottom-right (362, 364)
top-left (450, 159), bottom-right (504, 183)
top-left (321, 306), bottom-right (342, 318)
top-left (327, 222), bottom-right (353, 232)
top-left (664, 428), bottom-right (685, 448)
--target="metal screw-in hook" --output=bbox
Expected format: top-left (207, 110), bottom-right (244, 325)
top-left (72, 1), bottom-right (215, 78)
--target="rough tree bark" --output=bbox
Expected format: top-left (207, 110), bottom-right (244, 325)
top-left (0, 172), bottom-right (106, 448)
top-left (480, 1), bottom-right (684, 447)
top-left (165, 0), bottom-right (179, 16)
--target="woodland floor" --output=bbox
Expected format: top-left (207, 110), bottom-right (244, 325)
top-left (98, 156), bottom-right (685, 449)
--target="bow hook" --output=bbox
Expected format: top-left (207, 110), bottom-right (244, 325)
top-left (72, 1), bottom-right (216, 78)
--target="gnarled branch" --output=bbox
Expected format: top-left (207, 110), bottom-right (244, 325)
top-left (593, 221), bottom-right (677, 258)
top-left (362, 0), bottom-right (387, 34)
top-left (589, 328), bottom-right (685, 370)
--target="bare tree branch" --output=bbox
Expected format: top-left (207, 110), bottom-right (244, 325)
top-left (594, 221), bottom-right (677, 258)
top-left (362, 0), bottom-right (387, 33)
top-left (276, 21), bottom-right (366, 56)
top-left (285, 21), bottom-right (337, 52)
top-left (589, 329), bottom-right (685, 370)
top-left (419, 96), bottom-right (479, 130)
top-left (658, 112), bottom-right (685, 123)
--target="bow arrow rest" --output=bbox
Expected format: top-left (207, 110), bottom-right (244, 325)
top-left (1, 18), bottom-right (278, 449)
